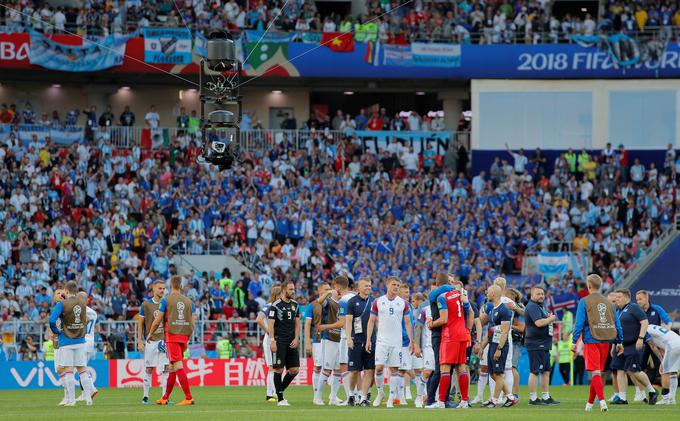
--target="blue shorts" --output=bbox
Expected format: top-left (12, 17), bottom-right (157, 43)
top-left (488, 343), bottom-right (509, 374)
top-left (528, 350), bottom-right (551, 374)
top-left (348, 338), bottom-right (375, 372)
top-left (623, 352), bottom-right (642, 373)
top-left (610, 351), bottom-right (624, 371)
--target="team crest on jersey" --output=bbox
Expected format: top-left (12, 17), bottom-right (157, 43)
top-left (177, 302), bottom-right (185, 319)
top-left (74, 305), bottom-right (82, 323)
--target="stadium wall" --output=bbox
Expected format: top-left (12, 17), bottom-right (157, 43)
top-left (470, 79), bottom-right (680, 174)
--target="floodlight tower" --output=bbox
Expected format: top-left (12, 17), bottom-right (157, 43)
top-left (197, 30), bottom-right (242, 170)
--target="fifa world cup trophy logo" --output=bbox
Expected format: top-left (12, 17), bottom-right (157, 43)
top-left (177, 301), bottom-right (185, 320)
top-left (597, 303), bottom-right (607, 323)
top-left (74, 305), bottom-right (82, 324)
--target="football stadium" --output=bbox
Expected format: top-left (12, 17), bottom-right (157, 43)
top-left (0, 0), bottom-right (679, 420)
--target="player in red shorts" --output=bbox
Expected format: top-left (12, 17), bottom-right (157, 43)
top-left (572, 274), bottom-right (623, 413)
top-left (427, 274), bottom-right (471, 409)
top-left (148, 275), bottom-right (195, 406)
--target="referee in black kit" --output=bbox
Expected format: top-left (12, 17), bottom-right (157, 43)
top-left (268, 280), bottom-right (301, 406)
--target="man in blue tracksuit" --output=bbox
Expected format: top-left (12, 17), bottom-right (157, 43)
top-left (635, 290), bottom-right (672, 375)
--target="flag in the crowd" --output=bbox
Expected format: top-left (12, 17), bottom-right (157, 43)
top-left (549, 292), bottom-right (578, 315)
top-left (245, 42), bottom-right (299, 76)
top-left (141, 128), bottom-right (169, 149)
top-left (364, 41), bottom-right (381, 65)
top-left (300, 32), bottom-right (322, 44)
top-left (143, 28), bottom-right (192, 64)
top-left (321, 32), bottom-right (355, 52)
top-left (194, 32), bottom-right (208, 57)
top-left (245, 30), bottom-right (297, 43)
top-left (537, 252), bottom-right (570, 276)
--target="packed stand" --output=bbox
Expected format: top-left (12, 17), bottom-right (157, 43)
top-left (3, 0), bottom-right (678, 43)
top-left (0, 100), bottom-right (679, 362)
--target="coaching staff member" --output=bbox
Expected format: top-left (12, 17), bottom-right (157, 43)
top-left (524, 285), bottom-right (559, 406)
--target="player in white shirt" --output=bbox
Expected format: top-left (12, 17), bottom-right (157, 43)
top-left (76, 302), bottom-right (99, 402)
top-left (412, 292), bottom-right (435, 408)
top-left (398, 284), bottom-right (414, 404)
top-left (366, 277), bottom-right (413, 408)
top-left (646, 324), bottom-right (680, 405)
top-left (257, 285), bottom-right (282, 403)
top-left (336, 277), bottom-right (357, 403)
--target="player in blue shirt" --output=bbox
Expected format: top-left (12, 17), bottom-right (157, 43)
top-left (635, 290), bottom-right (672, 392)
top-left (614, 289), bottom-right (658, 405)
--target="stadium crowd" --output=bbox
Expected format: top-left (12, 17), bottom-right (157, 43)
top-left (2, 0), bottom-right (679, 43)
top-left (0, 98), bottom-right (679, 362)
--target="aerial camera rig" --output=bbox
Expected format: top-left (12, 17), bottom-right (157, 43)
top-left (197, 31), bottom-right (242, 170)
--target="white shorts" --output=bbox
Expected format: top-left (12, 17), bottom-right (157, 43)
top-left (400, 346), bottom-right (413, 370)
top-left (506, 341), bottom-right (514, 369)
top-left (322, 339), bottom-right (340, 370)
top-left (375, 342), bottom-right (401, 368)
top-left (86, 340), bottom-right (96, 360)
top-left (59, 343), bottom-right (87, 367)
top-left (339, 338), bottom-right (349, 365)
top-left (413, 347), bottom-right (435, 371)
top-left (661, 347), bottom-right (680, 374)
top-left (54, 348), bottom-right (63, 370)
top-left (263, 336), bottom-right (274, 367)
top-left (144, 340), bottom-right (170, 368)
top-left (312, 342), bottom-right (322, 367)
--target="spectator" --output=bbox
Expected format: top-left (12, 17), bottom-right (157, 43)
top-left (145, 105), bottom-right (160, 129)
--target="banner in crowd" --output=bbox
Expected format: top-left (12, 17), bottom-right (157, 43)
top-left (345, 130), bottom-right (453, 155)
top-left (140, 128), bottom-right (170, 149)
top-left (143, 28), bottom-right (192, 64)
top-left (194, 32), bottom-right (208, 58)
top-left (571, 33), bottom-right (666, 67)
top-left (245, 30), bottom-right (298, 44)
top-left (28, 31), bottom-right (130, 72)
top-left (548, 292), bottom-right (579, 316)
top-left (1, 124), bottom-right (85, 145)
top-left (411, 42), bottom-right (461, 67)
top-left (537, 252), bottom-right (569, 276)
top-left (0, 358), bottom-right (313, 389)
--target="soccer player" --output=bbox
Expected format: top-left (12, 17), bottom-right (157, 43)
top-left (345, 277), bottom-right (375, 406)
top-left (137, 280), bottom-right (170, 404)
top-left (336, 276), bottom-right (357, 403)
top-left (305, 283), bottom-right (331, 403)
top-left (366, 276), bottom-right (413, 408)
top-left (606, 291), bottom-right (622, 403)
top-left (75, 292), bottom-right (99, 402)
top-left (428, 276), bottom-right (471, 408)
top-left (613, 289), bottom-right (658, 405)
top-left (397, 283), bottom-right (414, 404)
top-left (636, 290), bottom-right (672, 401)
top-left (425, 274), bottom-right (455, 407)
top-left (524, 285), bottom-right (559, 405)
top-left (268, 280), bottom-right (301, 406)
top-left (314, 280), bottom-right (343, 405)
top-left (258, 285), bottom-right (282, 402)
top-left (478, 285), bottom-right (517, 408)
top-left (645, 324), bottom-right (680, 405)
top-left (149, 275), bottom-right (195, 406)
top-left (572, 274), bottom-right (622, 412)
top-left (51, 289), bottom-right (68, 406)
top-left (49, 281), bottom-right (96, 406)
top-left (413, 292), bottom-right (434, 408)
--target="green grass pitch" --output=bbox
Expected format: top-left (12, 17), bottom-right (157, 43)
top-left (0, 386), bottom-right (675, 421)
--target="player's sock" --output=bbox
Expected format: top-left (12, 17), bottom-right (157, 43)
top-left (315, 372), bottom-right (329, 401)
top-left (267, 371), bottom-right (276, 397)
top-left (65, 372), bottom-right (76, 402)
top-left (175, 368), bottom-right (192, 400)
top-left (530, 392), bottom-right (538, 401)
top-left (592, 374), bottom-right (605, 402)
top-left (646, 383), bottom-right (656, 393)
top-left (619, 391), bottom-right (627, 401)
top-left (80, 371), bottom-right (95, 400)
top-left (416, 374), bottom-right (425, 398)
top-left (163, 371), bottom-right (177, 400)
top-left (476, 372), bottom-right (488, 400)
top-left (459, 372), bottom-right (469, 402)
top-left (588, 383), bottom-right (596, 404)
top-left (273, 372), bottom-right (284, 401)
top-left (341, 372), bottom-right (350, 400)
top-left (281, 372), bottom-right (297, 391)
top-left (398, 374), bottom-right (405, 401)
top-left (504, 369), bottom-right (514, 396)
top-left (143, 371), bottom-right (151, 398)
top-left (541, 392), bottom-right (550, 400)
top-left (389, 374), bottom-right (400, 402)
top-left (59, 372), bottom-right (70, 401)
top-left (159, 370), bottom-right (168, 397)
top-left (438, 372), bottom-right (451, 403)
top-left (375, 371), bottom-right (385, 393)
top-left (312, 370), bottom-right (320, 395)
top-left (669, 375), bottom-right (678, 399)
top-left (330, 374), bottom-right (341, 401)
top-left (489, 375), bottom-right (496, 397)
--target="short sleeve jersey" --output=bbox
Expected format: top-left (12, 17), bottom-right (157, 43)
top-left (524, 300), bottom-right (552, 351)
top-left (619, 302), bottom-right (647, 352)
top-left (490, 303), bottom-right (512, 345)
top-left (268, 298), bottom-right (300, 341)
top-left (437, 290), bottom-right (468, 342)
top-left (646, 324), bottom-right (680, 352)
top-left (417, 305), bottom-right (433, 348)
top-left (346, 294), bottom-right (373, 341)
top-left (338, 292), bottom-right (357, 339)
top-left (371, 295), bottom-right (409, 347)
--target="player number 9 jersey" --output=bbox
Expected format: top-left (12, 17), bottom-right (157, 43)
top-left (371, 295), bottom-right (409, 347)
